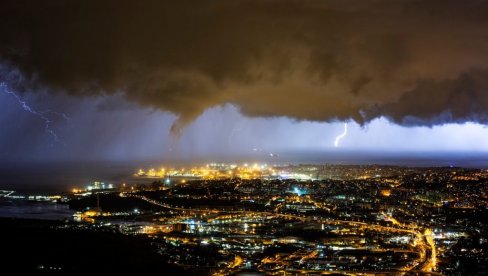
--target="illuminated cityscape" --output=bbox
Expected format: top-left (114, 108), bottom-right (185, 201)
top-left (2, 164), bottom-right (487, 274)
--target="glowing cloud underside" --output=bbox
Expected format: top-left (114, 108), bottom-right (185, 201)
top-left (334, 123), bottom-right (348, 148)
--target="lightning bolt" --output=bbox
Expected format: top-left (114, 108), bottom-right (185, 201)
top-left (334, 122), bottom-right (348, 148)
top-left (0, 82), bottom-right (69, 143)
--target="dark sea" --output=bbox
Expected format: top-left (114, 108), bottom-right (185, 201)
top-left (0, 199), bottom-right (74, 220)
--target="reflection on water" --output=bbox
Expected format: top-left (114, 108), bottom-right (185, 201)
top-left (0, 199), bottom-right (74, 220)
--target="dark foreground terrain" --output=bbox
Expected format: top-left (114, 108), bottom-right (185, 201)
top-left (0, 218), bottom-right (199, 275)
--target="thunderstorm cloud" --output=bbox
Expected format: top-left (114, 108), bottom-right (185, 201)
top-left (1, 0), bottom-right (488, 131)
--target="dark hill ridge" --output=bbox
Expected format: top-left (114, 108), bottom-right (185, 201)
top-left (0, 218), bottom-right (203, 275)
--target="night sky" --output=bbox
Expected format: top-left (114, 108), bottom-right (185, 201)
top-left (1, 0), bottom-right (488, 171)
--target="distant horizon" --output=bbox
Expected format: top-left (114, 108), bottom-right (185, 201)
top-left (1, 150), bottom-right (487, 194)
top-left (3, 148), bottom-right (488, 166)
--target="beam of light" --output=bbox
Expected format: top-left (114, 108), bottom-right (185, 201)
top-left (0, 82), bottom-right (69, 143)
top-left (333, 122), bottom-right (348, 147)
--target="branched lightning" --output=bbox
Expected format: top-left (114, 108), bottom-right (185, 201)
top-left (0, 82), bottom-right (69, 143)
top-left (334, 122), bottom-right (348, 147)
top-left (43, 109), bottom-right (71, 122)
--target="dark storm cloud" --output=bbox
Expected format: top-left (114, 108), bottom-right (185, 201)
top-left (1, 0), bottom-right (488, 130)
